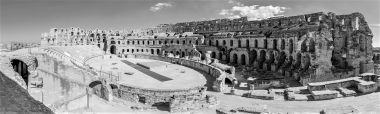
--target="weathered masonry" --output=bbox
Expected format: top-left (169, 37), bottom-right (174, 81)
top-left (41, 12), bottom-right (374, 85)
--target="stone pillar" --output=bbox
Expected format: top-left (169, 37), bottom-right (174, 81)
top-left (205, 51), bottom-right (212, 64)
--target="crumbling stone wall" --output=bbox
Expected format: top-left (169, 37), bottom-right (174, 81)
top-left (41, 12), bottom-right (374, 85)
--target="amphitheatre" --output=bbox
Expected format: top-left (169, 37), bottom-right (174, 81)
top-left (1, 11), bottom-right (380, 114)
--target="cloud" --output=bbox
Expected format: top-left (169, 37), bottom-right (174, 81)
top-left (220, 4), bottom-right (287, 21)
top-left (227, 0), bottom-right (244, 6)
top-left (150, 2), bottom-right (172, 12)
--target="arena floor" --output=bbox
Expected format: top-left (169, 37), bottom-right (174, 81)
top-left (88, 58), bottom-right (207, 90)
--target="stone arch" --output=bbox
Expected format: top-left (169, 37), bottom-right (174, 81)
top-left (281, 39), bottom-right (285, 50)
top-left (249, 49), bottom-right (257, 64)
top-left (264, 39), bottom-right (268, 48)
top-left (301, 39), bottom-right (308, 52)
top-left (233, 53), bottom-right (238, 64)
top-left (302, 54), bottom-right (311, 70)
top-left (224, 78), bottom-right (233, 86)
top-left (182, 51), bottom-right (185, 57)
top-left (309, 39), bottom-right (315, 52)
top-left (219, 52), bottom-right (223, 60)
top-left (110, 45), bottom-right (117, 54)
top-left (294, 53), bottom-right (302, 69)
top-left (254, 39), bottom-right (258, 48)
top-left (11, 59), bottom-right (30, 86)
top-left (246, 39), bottom-right (249, 47)
top-left (211, 52), bottom-right (216, 58)
top-left (259, 50), bottom-right (266, 69)
top-left (289, 39), bottom-right (294, 53)
top-left (267, 52), bottom-right (275, 71)
top-left (88, 80), bottom-right (110, 100)
top-left (273, 39), bottom-right (278, 49)
top-left (277, 51), bottom-right (287, 69)
top-left (241, 54), bottom-right (246, 65)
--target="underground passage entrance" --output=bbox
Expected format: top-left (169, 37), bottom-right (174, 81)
top-left (225, 78), bottom-right (233, 87)
top-left (11, 59), bottom-right (29, 86)
top-left (152, 102), bottom-right (170, 111)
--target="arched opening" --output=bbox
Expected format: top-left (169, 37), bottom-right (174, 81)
top-left (301, 40), bottom-right (307, 52)
top-left (259, 50), bottom-right (266, 69)
top-left (183, 40), bottom-right (186, 45)
top-left (230, 40), bottom-right (234, 47)
top-left (209, 40), bottom-right (212, 46)
top-left (233, 53), bottom-right (238, 64)
top-left (246, 39), bottom-right (249, 47)
top-left (309, 39), bottom-right (315, 52)
top-left (177, 40), bottom-right (179, 44)
top-left (250, 49), bottom-right (257, 64)
top-left (223, 40), bottom-right (226, 46)
top-left (151, 49), bottom-right (154, 54)
top-left (152, 102), bottom-right (170, 111)
top-left (277, 51), bottom-right (287, 69)
top-left (182, 51), bottom-right (185, 57)
top-left (264, 39), bottom-right (268, 49)
top-left (157, 49), bottom-right (160, 55)
top-left (89, 81), bottom-right (103, 98)
top-left (216, 40), bottom-right (219, 47)
top-left (11, 59), bottom-right (29, 86)
top-left (110, 84), bottom-right (119, 97)
top-left (241, 54), bottom-right (246, 65)
top-left (195, 40), bottom-right (199, 45)
top-left (281, 39), bottom-right (285, 50)
top-left (219, 52), bottom-right (223, 60)
top-left (294, 53), bottom-right (302, 69)
top-left (176, 51), bottom-right (180, 56)
top-left (254, 39), bottom-right (258, 48)
top-left (97, 44), bottom-right (100, 48)
top-left (110, 45), bottom-right (117, 54)
top-left (267, 52), bottom-right (275, 71)
top-left (224, 78), bottom-right (233, 87)
top-left (238, 40), bottom-right (241, 47)
top-left (273, 39), bottom-right (277, 49)
top-left (303, 54), bottom-right (311, 70)
top-left (211, 52), bottom-right (216, 58)
top-left (289, 39), bottom-right (294, 54)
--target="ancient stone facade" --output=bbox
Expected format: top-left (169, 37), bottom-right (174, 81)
top-left (41, 12), bottom-right (374, 85)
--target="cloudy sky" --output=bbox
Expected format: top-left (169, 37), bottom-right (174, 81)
top-left (1, 0), bottom-right (379, 46)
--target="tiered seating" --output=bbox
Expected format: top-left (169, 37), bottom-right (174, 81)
top-left (47, 45), bottom-right (104, 64)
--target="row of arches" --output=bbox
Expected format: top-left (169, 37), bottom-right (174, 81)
top-left (118, 48), bottom-right (161, 56)
top-left (212, 49), bottom-right (312, 72)
top-left (210, 38), bottom-right (295, 54)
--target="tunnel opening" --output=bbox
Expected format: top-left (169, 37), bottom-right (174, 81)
top-left (110, 45), bottom-right (117, 54)
top-left (225, 78), bottom-right (233, 87)
top-left (152, 102), bottom-right (170, 111)
top-left (11, 59), bottom-right (29, 86)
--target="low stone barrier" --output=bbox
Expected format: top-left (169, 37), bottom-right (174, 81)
top-left (128, 54), bottom-right (227, 92)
